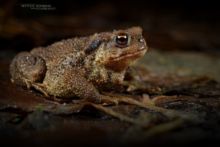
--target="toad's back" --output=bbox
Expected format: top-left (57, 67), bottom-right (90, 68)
top-left (30, 37), bottom-right (89, 66)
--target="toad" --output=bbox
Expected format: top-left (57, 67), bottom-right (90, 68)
top-left (10, 27), bottom-right (148, 103)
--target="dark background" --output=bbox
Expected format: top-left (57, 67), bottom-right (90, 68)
top-left (0, 0), bottom-right (220, 146)
top-left (0, 0), bottom-right (219, 55)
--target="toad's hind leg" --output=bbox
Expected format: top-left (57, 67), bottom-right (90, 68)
top-left (10, 51), bottom-right (47, 90)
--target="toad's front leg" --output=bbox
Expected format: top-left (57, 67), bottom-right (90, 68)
top-left (41, 66), bottom-right (104, 103)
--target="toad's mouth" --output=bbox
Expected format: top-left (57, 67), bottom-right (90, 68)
top-left (108, 49), bottom-right (146, 62)
top-left (104, 48), bottom-right (146, 72)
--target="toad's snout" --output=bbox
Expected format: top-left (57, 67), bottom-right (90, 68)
top-left (139, 38), bottom-right (148, 51)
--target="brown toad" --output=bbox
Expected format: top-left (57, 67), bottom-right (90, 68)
top-left (10, 27), bottom-right (148, 102)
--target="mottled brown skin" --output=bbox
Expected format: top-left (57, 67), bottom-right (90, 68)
top-left (10, 27), bottom-right (148, 102)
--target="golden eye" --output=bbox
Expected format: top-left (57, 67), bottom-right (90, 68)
top-left (115, 33), bottom-right (129, 48)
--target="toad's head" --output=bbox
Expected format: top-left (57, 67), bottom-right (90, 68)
top-left (92, 26), bottom-right (148, 72)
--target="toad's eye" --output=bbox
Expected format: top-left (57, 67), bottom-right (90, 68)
top-left (115, 33), bottom-right (129, 48)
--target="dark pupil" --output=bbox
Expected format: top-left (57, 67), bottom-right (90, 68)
top-left (116, 34), bottom-right (128, 46)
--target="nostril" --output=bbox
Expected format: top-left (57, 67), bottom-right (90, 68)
top-left (138, 38), bottom-right (146, 50)
top-left (140, 45), bottom-right (146, 50)
top-left (138, 38), bottom-right (145, 43)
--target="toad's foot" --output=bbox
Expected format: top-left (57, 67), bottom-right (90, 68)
top-left (30, 82), bottom-right (49, 97)
top-left (23, 79), bottom-right (49, 97)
